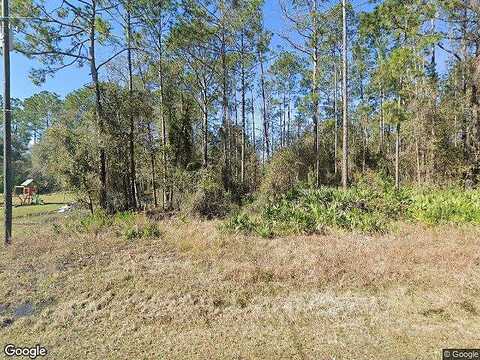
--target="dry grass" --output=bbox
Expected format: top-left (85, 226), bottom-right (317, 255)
top-left (0, 214), bottom-right (479, 359)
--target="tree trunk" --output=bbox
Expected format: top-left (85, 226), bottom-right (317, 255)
top-left (127, 0), bottom-right (138, 210)
top-left (287, 97), bottom-right (291, 146)
top-left (312, 0), bottom-right (320, 187)
top-left (251, 91), bottom-right (257, 186)
top-left (83, 178), bottom-right (95, 214)
top-left (221, 30), bottom-right (230, 172)
top-left (280, 99), bottom-right (284, 148)
top-left (90, 1), bottom-right (108, 210)
top-left (282, 92), bottom-right (287, 147)
top-left (380, 88), bottom-right (385, 154)
top-left (259, 49), bottom-right (270, 159)
top-left (156, 14), bottom-right (169, 210)
top-left (234, 89), bottom-right (239, 180)
top-left (473, 43), bottom-right (480, 158)
top-left (203, 90), bottom-right (209, 167)
top-left (395, 122), bottom-right (401, 190)
top-left (461, 2), bottom-right (469, 161)
top-left (241, 33), bottom-right (246, 184)
top-left (416, 137), bottom-right (421, 184)
top-left (362, 124), bottom-right (367, 172)
top-left (334, 62), bottom-right (338, 175)
top-left (151, 152), bottom-right (157, 208)
top-left (3, 0), bottom-right (12, 244)
top-left (342, 0), bottom-right (349, 189)
top-left (297, 115), bottom-right (300, 139)
top-left (360, 74), bottom-right (366, 174)
top-left (147, 122), bottom-right (158, 208)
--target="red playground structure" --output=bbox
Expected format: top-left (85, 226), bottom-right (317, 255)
top-left (14, 179), bottom-right (38, 206)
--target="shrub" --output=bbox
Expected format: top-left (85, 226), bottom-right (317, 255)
top-left (226, 176), bottom-right (480, 238)
top-left (223, 212), bottom-right (256, 233)
top-left (65, 210), bottom-right (161, 240)
top-left (123, 222), bottom-right (160, 240)
top-left (225, 185), bottom-right (396, 237)
top-left (259, 138), bottom-right (315, 198)
top-left (408, 188), bottom-right (480, 225)
top-left (114, 211), bottom-right (137, 227)
top-left (354, 171), bottom-right (412, 218)
top-left (183, 168), bottom-right (232, 219)
top-left (77, 209), bottom-right (113, 233)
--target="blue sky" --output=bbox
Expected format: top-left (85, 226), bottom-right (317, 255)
top-left (5, 52), bottom-right (89, 99)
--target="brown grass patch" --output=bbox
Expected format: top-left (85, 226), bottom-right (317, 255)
top-left (0, 215), bottom-right (479, 359)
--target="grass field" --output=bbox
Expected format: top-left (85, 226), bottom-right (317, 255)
top-left (0, 193), bottom-right (74, 237)
top-left (0, 211), bottom-right (479, 359)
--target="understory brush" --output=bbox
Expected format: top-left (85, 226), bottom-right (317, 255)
top-left (52, 175), bottom-right (480, 239)
top-left (225, 186), bottom-right (407, 236)
top-left (182, 168), bottom-right (233, 219)
top-left (409, 188), bottom-right (480, 225)
top-left (63, 210), bottom-right (160, 240)
top-left (225, 174), bottom-right (480, 237)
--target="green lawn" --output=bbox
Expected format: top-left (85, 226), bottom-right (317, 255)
top-left (9, 203), bottom-right (68, 218)
top-left (0, 192), bottom-right (74, 238)
top-left (0, 192), bottom-right (73, 225)
top-left (0, 192), bottom-right (74, 203)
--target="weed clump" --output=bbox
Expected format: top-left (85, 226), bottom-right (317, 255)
top-left (64, 210), bottom-right (161, 240)
top-left (123, 222), bottom-right (160, 240)
top-left (77, 209), bottom-right (114, 232)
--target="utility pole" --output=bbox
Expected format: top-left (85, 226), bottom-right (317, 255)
top-left (341, 0), bottom-right (349, 189)
top-left (2, 0), bottom-right (12, 245)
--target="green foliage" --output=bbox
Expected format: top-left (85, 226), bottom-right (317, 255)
top-left (226, 173), bottom-right (480, 237)
top-left (226, 181), bottom-right (405, 237)
top-left (35, 107), bottom-right (100, 211)
top-left (259, 137), bottom-right (315, 197)
top-left (382, 98), bottom-right (408, 125)
top-left (223, 212), bottom-right (255, 233)
top-left (123, 222), bottom-right (161, 240)
top-left (65, 210), bottom-right (161, 240)
top-left (76, 209), bottom-right (114, 233)
top-left (183, 168), bottom-right (233, 219)
top-left (114, 211), bottom-right (161, 240)
top-left (21, 91), bottom-right (62, 139)
top-left (31, 194), bottom-right (44, 205)
top-left (265, 185), bottom-right (402, 234)
top-left (11, 0), bottom-right (480, 224)
top-left (409, 188), bottom-right (480, 225)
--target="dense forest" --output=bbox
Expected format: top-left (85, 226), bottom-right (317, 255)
top-left (3, 0), bottom-right (480, 216)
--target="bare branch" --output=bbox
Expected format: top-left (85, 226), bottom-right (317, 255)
top-left (96, 47), bottom-right (132, 70)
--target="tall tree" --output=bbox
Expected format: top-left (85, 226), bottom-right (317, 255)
top-left (21, 91), bottom-right (62, 143)
top-left (135, 0), bottom-right (176, 208)
top-left (15, 0), bottom-right (132, 210)
top-left (342, 0), bottom-right (349, 188)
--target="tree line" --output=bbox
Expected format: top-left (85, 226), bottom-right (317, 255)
top-left (3, 0), bottom-right (480, 213)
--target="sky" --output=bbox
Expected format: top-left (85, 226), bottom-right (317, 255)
top-left (4, 53), bottom-right (89, 99)
top-left (0, 0), bottom-right (448, 101)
